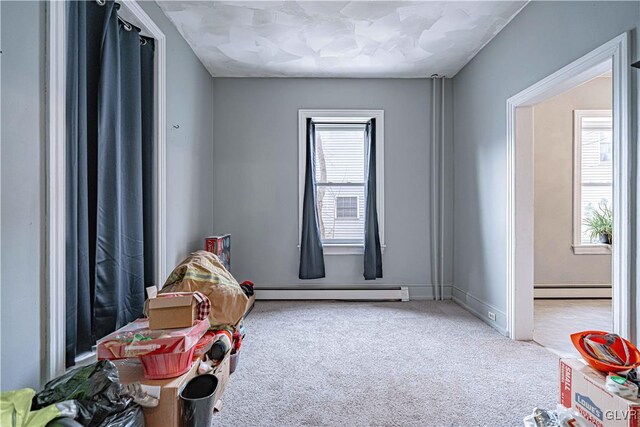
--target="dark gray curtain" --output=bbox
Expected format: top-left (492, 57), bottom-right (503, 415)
top-left (364, 119), bottom-right (383, 279)
top-left (66, 0), bottom-right (154, 365)
top-left (299, 119), bottom-right (326, 279)
top-left (66, 0), bottom-right (100, 366)
top-left (141, 38), bottom-right (156, 286)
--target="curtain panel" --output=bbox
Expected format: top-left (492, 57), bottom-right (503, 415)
top-left (299, 119), bottom-right (326, 279)
top-left (363, 119), bottom-right (383, 279)
top-left (66, 0), bottom-right (154, 366)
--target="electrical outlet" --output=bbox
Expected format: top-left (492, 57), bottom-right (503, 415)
top-left (488, 311), bottom-right (496, 321)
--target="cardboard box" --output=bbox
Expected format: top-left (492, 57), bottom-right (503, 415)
top-left (116, 359), bottom-right (199, 427)
top-left (205, 234), bottom-right (231, 271)
top-left (213, 351), bottom-right (231, 405)
top-left (560, 358), bottom-right (640, 427)
top-left (115, 353), bottom-right (231, 427)
top-left (148, 293), bottom-right (199, 330)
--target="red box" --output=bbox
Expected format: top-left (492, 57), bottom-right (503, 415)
top-left (205, 234), bottom-right (230, 271)
top-left (96, 318), bottom-right (209, 360)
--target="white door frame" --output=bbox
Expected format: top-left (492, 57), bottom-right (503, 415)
top-left (506, 33), bottom-right (630, 341)
top-left (46, 0), bottom-right (167, 381)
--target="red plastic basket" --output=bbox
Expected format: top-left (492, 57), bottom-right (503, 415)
top-left (140, 346), bottom-right (196, 379)
top-left (570, 330), bottom-right (640, 373)
top-left (193, 332), bottom-right (216, 359)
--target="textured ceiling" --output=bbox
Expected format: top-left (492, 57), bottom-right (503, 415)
top-left (155, 1), bottom-right (528, 78)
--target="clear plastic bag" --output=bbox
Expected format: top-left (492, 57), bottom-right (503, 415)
top-left (523, 405), bottom-right (588, 427)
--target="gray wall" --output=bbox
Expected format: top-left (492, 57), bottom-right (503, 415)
top-left (0, 1), bottom-right (214, 391)
top-left (139, 2), bottom-right (215, 272)
top-left (211, 78), bottom-right (453, 297)
top-left (0, 1), bottom-right (46, 391)
top-left (452, 1), bottom-right (639, 332)
top-left (534, 77), bottom-right (612, 286)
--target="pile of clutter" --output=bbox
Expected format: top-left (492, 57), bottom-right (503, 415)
top-left (1, 251), bottom-right (254, 427)
top-left (524, 330), bottom-right (640, 427)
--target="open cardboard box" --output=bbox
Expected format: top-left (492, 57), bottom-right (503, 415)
top-left (560, 358), bottom-right (640, 426)
top-left (146, 288), bottom-right (200, 330)
top-left (115, 353), bottom-right (231, 427)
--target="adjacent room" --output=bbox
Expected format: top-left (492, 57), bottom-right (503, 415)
top-left (1, 1), bottom-right (639, 426)
top-left (532, 70), bottom-right (614, 357)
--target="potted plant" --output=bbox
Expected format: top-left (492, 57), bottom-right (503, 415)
top-left (583, 201), bottom-right (613, 244)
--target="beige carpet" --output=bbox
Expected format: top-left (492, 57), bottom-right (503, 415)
top-left (215, 301), bottom-right (558, 427)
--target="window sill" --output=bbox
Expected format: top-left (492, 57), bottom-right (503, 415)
top-left (74, 349), bottom-right (97, 368)
top-left (573, 244), bottom-right (611, 255)
top-left (297, 244), bottom-right (386, 255)
top-left (324, 244), bottom-right (364, 255)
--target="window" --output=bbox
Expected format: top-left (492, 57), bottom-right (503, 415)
top-left (315, 123), bottom-right (365, 243)
top-left (336, 196), bottom-right (359, 219)
top-left (299, 110), bottom-right (384, 255)
top-left (573, 110), bottom-right (612, 254)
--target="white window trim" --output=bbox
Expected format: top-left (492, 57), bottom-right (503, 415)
top-left (46, 0), bottom-right (167, 380)
top-left (335, 195), bottom-right (360, 220)
top-left (298, 109), bottom-right (385, 256)
top-left (572, 109), bottom-right (612, 255)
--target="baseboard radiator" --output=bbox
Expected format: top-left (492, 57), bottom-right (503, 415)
top-left (255, 287), bottom-right (410, 302)
top-left (534, 285), bottom-right (612, 299)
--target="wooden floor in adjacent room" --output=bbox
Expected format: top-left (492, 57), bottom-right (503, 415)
top-left (533, 299), bottom-right (612, 356)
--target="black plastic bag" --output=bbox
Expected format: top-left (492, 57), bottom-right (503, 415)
top-left (33, 360), bottom-right (143, 427)
top-left (97, 405), bottom-right (144, 427)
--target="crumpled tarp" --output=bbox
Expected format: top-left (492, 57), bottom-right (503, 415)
top-left (160, 251), bottom-right (248, 328)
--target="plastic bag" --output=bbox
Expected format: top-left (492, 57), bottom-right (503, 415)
top-left (0, 388), bottom-right (74, 427)
top-left (555, 405), bottom-right (588, 427)
top-left (523, 405), bottom-right (588, 427)
top-left (96, 405), bottom-right (144, 427)
top-left (97, 318), bottom-right (209, 361)
top-left (32, 360), bottom-right (142, 427)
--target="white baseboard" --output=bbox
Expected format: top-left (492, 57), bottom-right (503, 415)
top-left (534, 285), bottom-right (612, 299)
top-left (409, 284), bottom-right (453, 300)
top-left (534, 283), bottom-right (612, 288)
top-left (254, 284), bottom-right (453, 301)
top-left (256, 287), bottom-right (409, 301)
top-left (452, 286), bottom-right (508, 336)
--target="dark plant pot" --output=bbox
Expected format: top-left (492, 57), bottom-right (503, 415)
top-left (599, 234), bottom-right (612, 245)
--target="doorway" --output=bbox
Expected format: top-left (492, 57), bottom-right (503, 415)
top-left (531, 73), bottom-right (613, 354)
top-left (506, 33), bottom-right (630, 343)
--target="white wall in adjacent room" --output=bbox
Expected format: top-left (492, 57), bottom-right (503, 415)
top-left (534, 76), bottom-right (612, 286)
